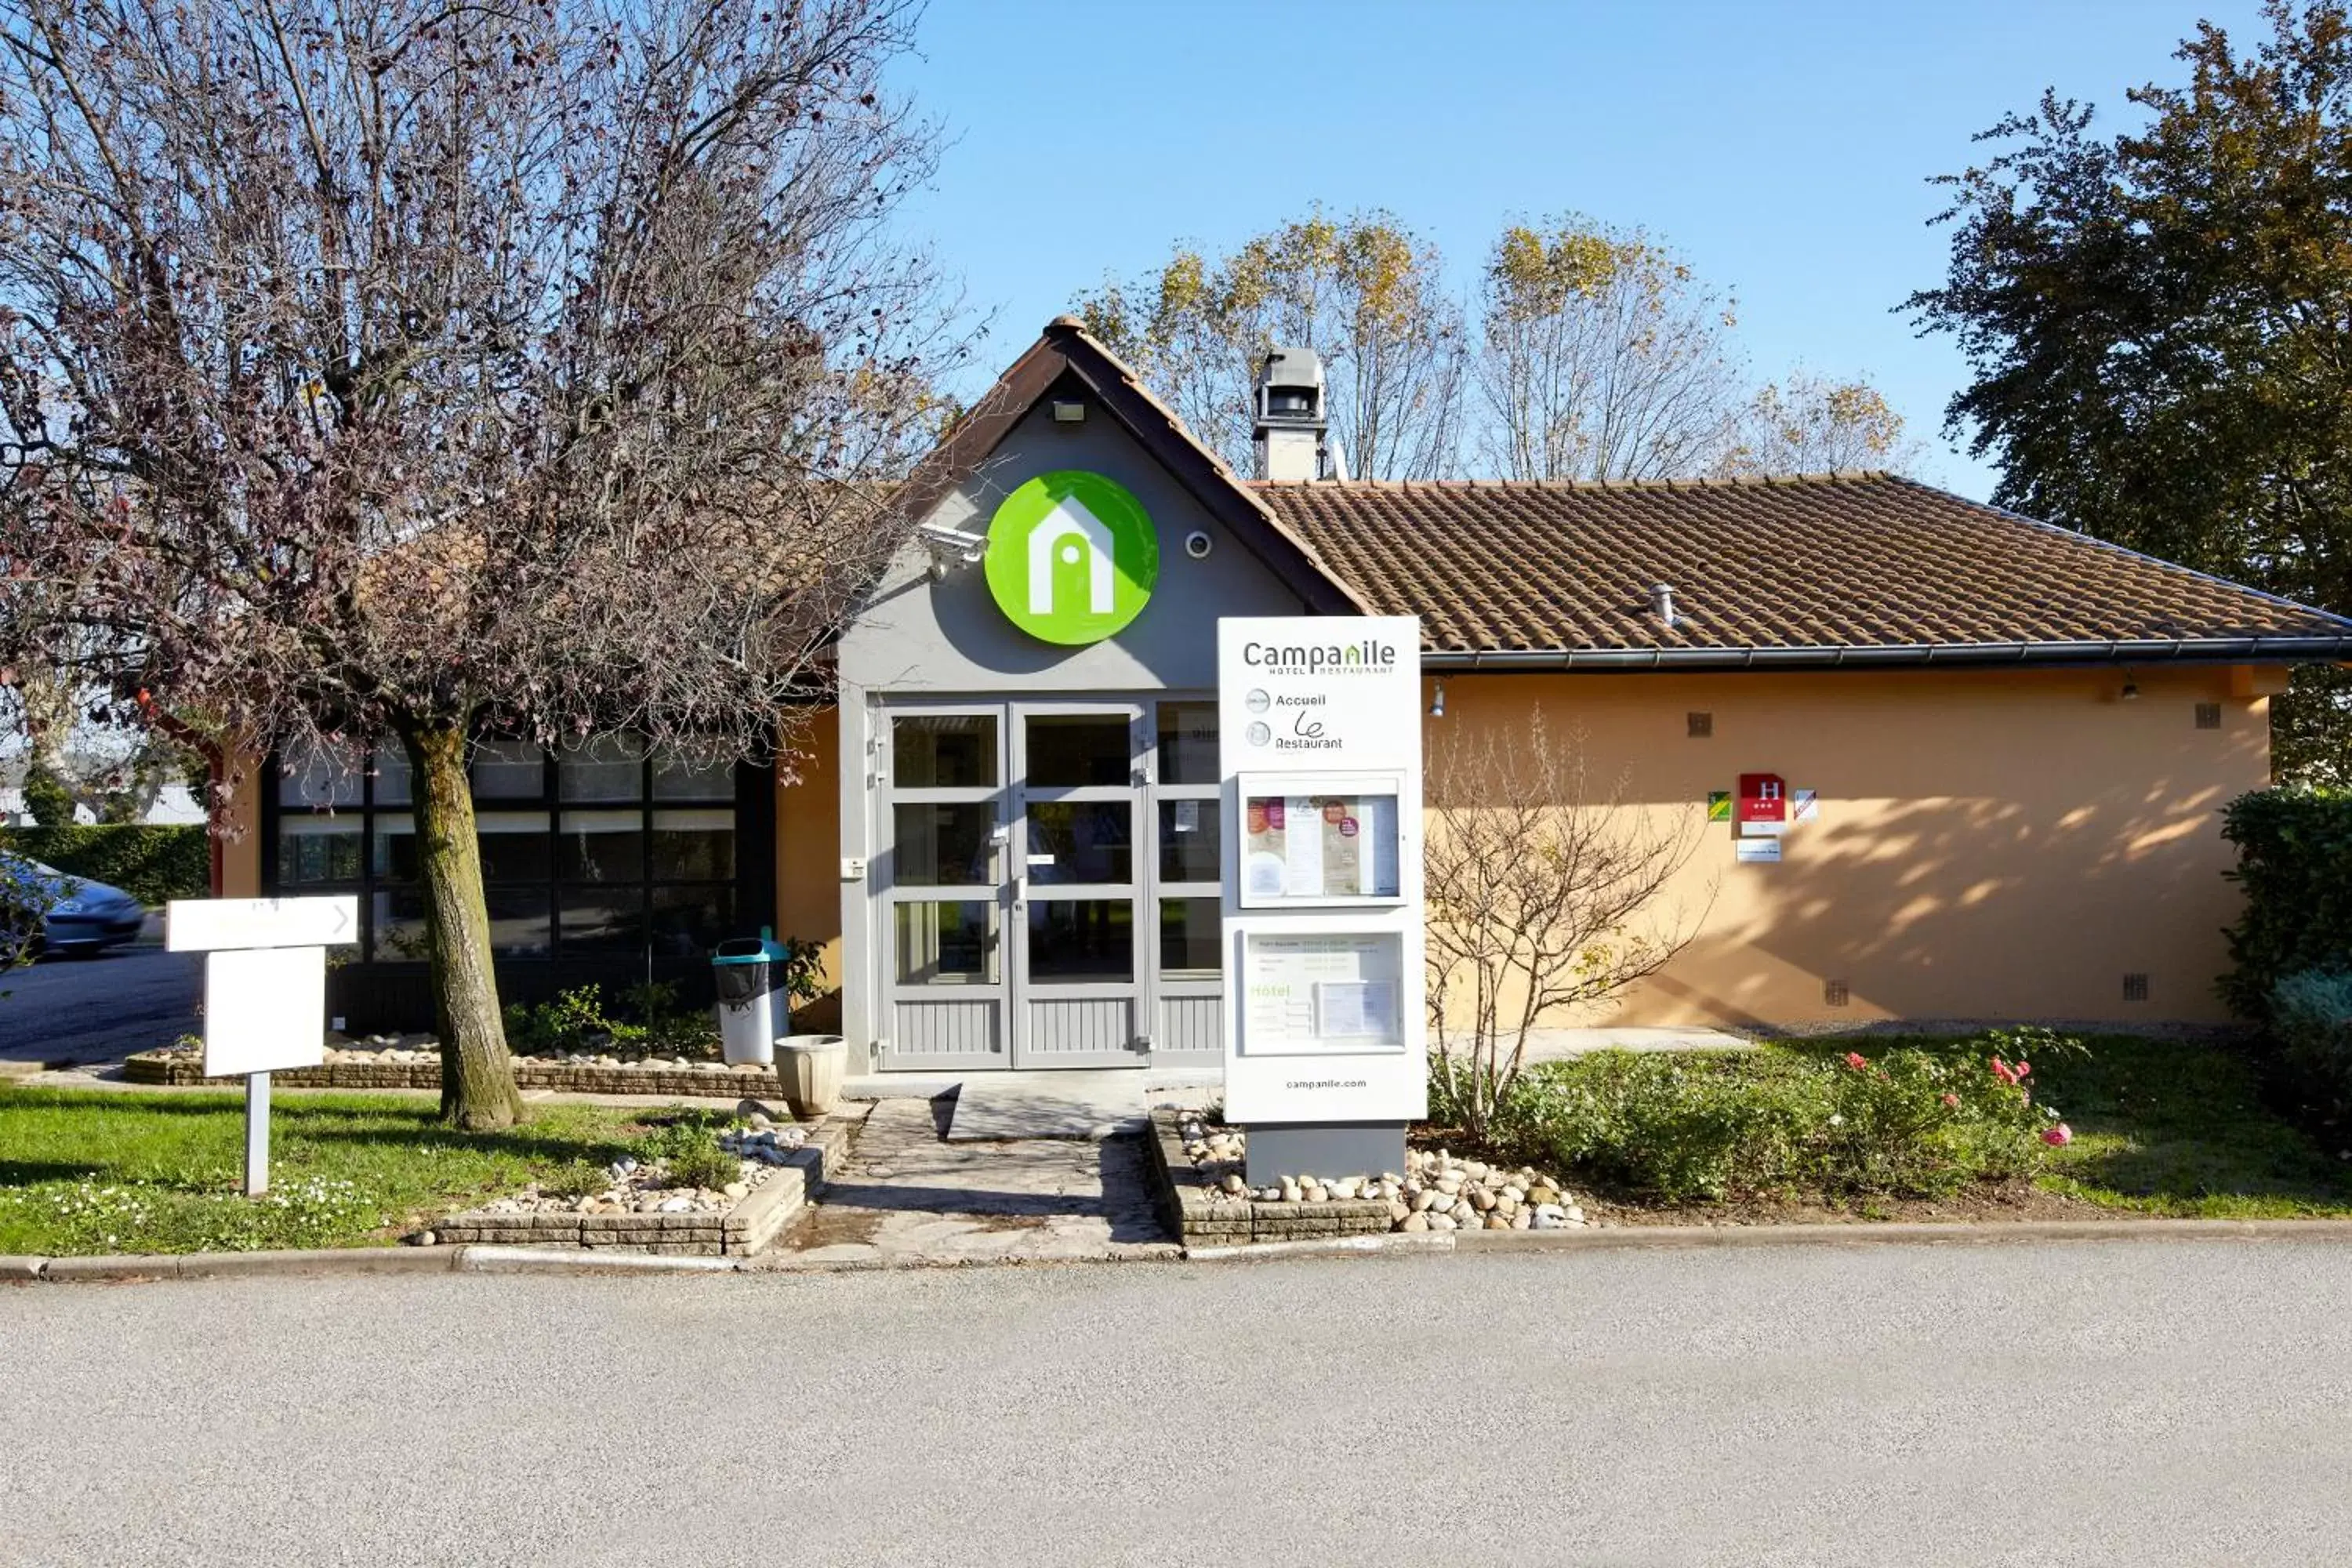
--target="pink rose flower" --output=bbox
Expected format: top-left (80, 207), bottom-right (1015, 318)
top-left (2042, 1123), bottom-right (2073, 1147)
top-left (1845, 1052), bottom-right (1868, 1071)
top-left (1940, 1092), bottom-right (1960, 1108)
top-left (1990, 1057), bottom-right (2018, 1086)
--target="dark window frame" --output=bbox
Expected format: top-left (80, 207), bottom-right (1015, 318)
top-left (263, 735), bottom-right (768, 971)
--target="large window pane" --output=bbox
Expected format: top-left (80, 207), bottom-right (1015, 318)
top-left (653, 748), bottom-right (736, 801)
top-left (559, 810), bottom-right (644, 884)
top-left (1027, 801), bottom-right (1131, 885)
top-left (893, 715), bottom-right (996, 788)
top-left (558, 735), bottom-right (644, 802)
top-left (476, 811), bottom-right (553, 882)
top-left (372, 814), bottom-right (417, 881)
top-left (1160, 898), bottom-right (1221, 977)
top-left (470, 739), bottom-right (544, 800)
top-left (894, 901), bottom-right (997, 985)
top-left (483, 887), bottom-right (551, 957)
top-left (278, 818), bottom-right (361, 884)
top-left (371, 743), bottom-right (412, 806)
top-left (559, 886), bottom-right (643, 953)
top-left (649, 886), bottom-right (731, 958)
top-left (1025, 714), bottom-right (1130, 787)
top-left (1156, 702), bottom-right (1218, 785)
top-left (1158, 800), bottom-right (1221, 883)
top-left (279, 739), bottom-right (362, 807)
top-left (892, 803), bottom-right (993, 887)
top-left (651, 809), bottom-right (736, 881)
top-left (369, 888), bottom-right (432, 962)
top-left (1027, 898), bottom-right (1134, 982)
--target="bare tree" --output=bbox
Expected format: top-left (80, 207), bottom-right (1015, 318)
top-left (1075, 208), bottom-right (1467, 479)
top-left (1715, 372), bottom-right (1916, 477)
top-left (1473, 216), bottom-right (1747, 481)
top-left (0, 0), bottom-right (960, 1127)
top-left (1423, 712), bottom-right (1713, 1143)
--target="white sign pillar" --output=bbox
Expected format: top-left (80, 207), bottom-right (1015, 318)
top-left (167, 896), bottom-right (354, 1196)
top-left (1218, 616), bottom-right (1425, 1184)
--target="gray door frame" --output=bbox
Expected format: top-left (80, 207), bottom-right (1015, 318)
top-left (869, 693), bottom-right (1226, 1072)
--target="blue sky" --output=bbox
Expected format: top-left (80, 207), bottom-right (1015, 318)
top-left (892, 0), bottom-right (2274, 499)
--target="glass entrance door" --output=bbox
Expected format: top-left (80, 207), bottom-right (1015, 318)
top-left (879, 709), bottom-right (1010, 1070)
top-left (877, 699), bottom-right (1216, 1071)
top-left (1011, 704), bottom-right (1147, 1067)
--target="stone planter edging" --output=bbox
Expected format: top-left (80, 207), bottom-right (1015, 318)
top-left (430, 1105), bottom-right (868, 1257)
top-left (1145, 1108), bottom-right (1394, 1249)
top-left (124, 1051), bottom-right (786, 1101)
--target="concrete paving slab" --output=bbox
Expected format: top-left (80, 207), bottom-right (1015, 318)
top-left (760, 1098), bottom-right (1179, 1268)
top-left (942, 1066), bottom-right (1220, 1141)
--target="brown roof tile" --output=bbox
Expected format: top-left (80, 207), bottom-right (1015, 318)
top-left (1254, 473), bottom-right (2352, 666)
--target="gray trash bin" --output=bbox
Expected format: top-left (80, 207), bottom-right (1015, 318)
top-left (712, 929), bottom-right (789, 1065)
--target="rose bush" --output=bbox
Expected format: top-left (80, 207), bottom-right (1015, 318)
top-left (1489, 1028), bottom-right (2082, 1204)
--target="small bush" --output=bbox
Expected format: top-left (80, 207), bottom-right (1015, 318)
top-left (2273, 969), bottom-right (2352, 1114)
top-left (503, 982), bottom-right (722, 1059)
top-left (2220, 786), bottom-right (2352, 1022)
top-left (1497, 1031), bottom-right (2078, 1204)
top-left (657, 1129), bottom-right (737, 1192)
top-left (539, 1160), bottom-right (612, 1200)
top-left (0, 822), bottom-right (210, 905)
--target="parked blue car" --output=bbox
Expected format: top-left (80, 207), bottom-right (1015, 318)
top-left (0, 854), bottom-right (146, 956)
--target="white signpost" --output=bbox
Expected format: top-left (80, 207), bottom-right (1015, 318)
top-left (1218, 616), bottom-right (1425, 1182)
top-left (167, 896), bottom-right (354, 1196)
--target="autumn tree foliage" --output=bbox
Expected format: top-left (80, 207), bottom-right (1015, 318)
top-left (0, 0), bottom-right (959, 1127)
top-left (1074, 209), bottom-right (1468, 481)
top-left (1911, 0), bottom-right (2352, 781)
top-left (1080, 209), bottom-right (1909, 484)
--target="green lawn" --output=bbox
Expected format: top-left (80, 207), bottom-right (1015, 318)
top-left (1791, 1033), bottom-right (2352, 1218)
top-left (0, 1088), bottom-right (723, 1255)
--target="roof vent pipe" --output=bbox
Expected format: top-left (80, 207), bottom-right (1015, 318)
top-left (1653, 583), bottom-right (1677, 628)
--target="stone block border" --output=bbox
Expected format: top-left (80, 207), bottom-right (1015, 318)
top-left (1143, 1107), bottom-right (1392, 1248)
top-left (124, 1050), bottom-right (786, 1101)
top-left (431, 1106), bottom-right (868, 1256)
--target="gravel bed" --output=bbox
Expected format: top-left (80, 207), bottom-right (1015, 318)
top-left (477, 1117), bottom-right (809, 1218)
top-left (1176, 1113), bottom-right (1591, 1231)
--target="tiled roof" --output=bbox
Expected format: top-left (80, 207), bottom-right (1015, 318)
top-left (1254, 473), bottom-right (2352, 667)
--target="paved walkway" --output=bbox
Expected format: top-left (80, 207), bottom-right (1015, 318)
top-left (764, 1098), bottom-right (1178, 1268)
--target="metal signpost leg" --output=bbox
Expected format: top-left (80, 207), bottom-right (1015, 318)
top-left (245, 1071), bottom-right (270, 1197)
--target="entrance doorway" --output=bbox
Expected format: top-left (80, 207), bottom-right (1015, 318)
top-left (875, 699), bottom-right (1221, 1070)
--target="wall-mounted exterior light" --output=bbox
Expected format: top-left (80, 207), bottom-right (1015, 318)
top-left (1428, 679), bottom-right (1446, 717)
top-left (1051, 399), bottom-right (1086, 424)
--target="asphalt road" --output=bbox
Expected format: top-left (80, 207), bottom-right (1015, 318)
top-left (5, 1238), bottom-right (2351, 1566)
top-left (0, 941), bottom-right (201, 1068)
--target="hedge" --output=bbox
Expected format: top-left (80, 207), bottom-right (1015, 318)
top-left (2218, 787), bottom-right (2352, 1022)
top-left (2273, 970), bottom-right (2352, 1115)
top-left (0, 824), bottom-right (210, 906)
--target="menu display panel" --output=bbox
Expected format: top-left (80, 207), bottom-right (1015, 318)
top-left (1240, 931), bottom-right (1406, 1055)
top-left (1236, 774), bottom-right (1404, 907)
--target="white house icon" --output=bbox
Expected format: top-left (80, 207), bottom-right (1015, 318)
top-left (1026, 495), bottom-right (1116, 617)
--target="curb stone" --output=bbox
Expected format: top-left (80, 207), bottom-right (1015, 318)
top-left (1185, 1232), bottom-right (1458, 1262)
top-left (457, 1245), bottom-right (740, 1274)
top-left (1, 1254), bottom-right (48, 1280)
top-left (1446, 1217), bottom-right (2352, 1251)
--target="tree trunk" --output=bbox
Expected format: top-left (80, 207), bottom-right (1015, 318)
top-left (402, 721), bottom-right (524, 1131)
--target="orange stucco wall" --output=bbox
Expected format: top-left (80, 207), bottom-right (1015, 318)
top-left (1428, 666), bottom-right (2271, 1028)
top-left (775, 712), bottom-right (844, 1026)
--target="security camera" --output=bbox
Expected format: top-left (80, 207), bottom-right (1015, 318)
top-left (1184, 530), bottom-right (1213, 560)
top-left (916, 521), bottom-right (989, 580)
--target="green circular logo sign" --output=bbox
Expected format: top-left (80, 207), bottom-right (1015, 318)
top-left (982, 470), bottom-right (1159, 645)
